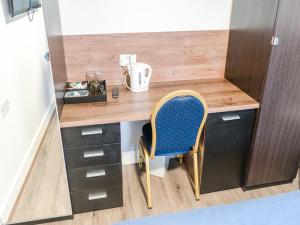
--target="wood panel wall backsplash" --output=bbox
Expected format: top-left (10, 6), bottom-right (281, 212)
top-left (63, 30), bottom-right (229, 85)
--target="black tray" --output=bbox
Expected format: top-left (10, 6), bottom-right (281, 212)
top-left (64, 80), bottom-right (107, 104)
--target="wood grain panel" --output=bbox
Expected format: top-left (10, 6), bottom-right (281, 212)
top-left (225, 0), bottom-right (280, 102)
top-left (245, 0), bottom-right (300, 188)
top-left (63, 30), bottom-right (229, 85)
top-left (43, 0), bottom-right (68, 117)
top-left (60, 78), bottom-right (259, 128)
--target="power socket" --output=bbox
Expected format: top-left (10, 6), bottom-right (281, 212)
top-left (120, 54), bottom-right (136, 67)
top-left (0, 99), bottom-right (10, 119)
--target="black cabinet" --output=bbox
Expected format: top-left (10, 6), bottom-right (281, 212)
top-left (184, 109), bottom-right (255, 193)
top-left (61, 123), bottom-right (123, 214)
top-left (201, 110), bottom-right (255, 193)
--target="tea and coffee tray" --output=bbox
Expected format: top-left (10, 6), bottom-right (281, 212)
top-left (64, 80), bottom-right (107, 104)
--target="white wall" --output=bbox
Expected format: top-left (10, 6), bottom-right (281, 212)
top-left (59, 0), bottom-right (233, 35)
top-left (0, 6), bottom-right (55, 222)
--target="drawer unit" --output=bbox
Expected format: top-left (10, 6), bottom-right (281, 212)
top-left (70, 185), bottom-right (123, 214)
top-left (68, 164), bottom-right (122, 192)
top-left (64, 144), bottom-right (121, 169)
top-left (61, 123), bottom-right (123, 214)
top-left (61, 123), bottom-right (121, 148)
top-left (201, 109), bottom-right (255, 193)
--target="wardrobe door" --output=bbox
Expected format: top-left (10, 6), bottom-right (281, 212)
top-left (246, 0), bottom-right (300, 188)
top-left (225, 0), bottom-right (280, 102)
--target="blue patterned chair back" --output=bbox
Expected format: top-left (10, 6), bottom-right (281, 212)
top-left (151, 90), bottom-right (207, 156)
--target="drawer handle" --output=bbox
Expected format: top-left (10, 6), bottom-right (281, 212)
top-left (81, 127), bottom-right (103, 136)
top-left (88, 191), bottom-right (107, 200)
top-left (83, 150), bottom-right (104, 158)
top-left (221, 115), bottom-right (241, 121)
top-left (86, 169), bottom-right (106, 178)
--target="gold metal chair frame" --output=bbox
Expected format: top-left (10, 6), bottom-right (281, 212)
top-left (139, 90), bottom-right (208, 209)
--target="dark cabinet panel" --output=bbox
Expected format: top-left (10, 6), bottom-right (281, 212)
top-left (226, 0), bottom-right (300, 189)
top-left (61, 123), bottom-right (121, 148)
top-left (68, 164), bottom-right (122, 192)
top-left (246, 0), bottom-right (300, 187)
top-left (201, 110), bottom-right (255, 193)
top-left (184, 110), bottom-right (255, 193)
top-left (225, 0), bottom-right (280, 102)
top-left (64, 144), bottom-right (121, 169)
top-left (70, 186), bottom-right (123, 214)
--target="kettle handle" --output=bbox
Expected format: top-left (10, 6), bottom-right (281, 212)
top-left (124, 70), bottom-right (132, 90)
top-left (142, 63), bottom-right (152, 81)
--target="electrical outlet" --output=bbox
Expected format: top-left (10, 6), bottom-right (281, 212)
top-left (120, 54), bottom-right (136, 67)
top-left (0, 99), bottom-right (10, 119)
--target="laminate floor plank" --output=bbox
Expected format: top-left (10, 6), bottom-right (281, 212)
top-left (8, 113), bottom-right (72, 224)
top-left (43, 163), bottom-right (298, 225)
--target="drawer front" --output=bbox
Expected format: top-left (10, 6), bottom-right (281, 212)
top-left (201, 109), bottom-right (255, 193)
top-left (61, 123), bottom-right (120, 148)
top-left (68, 164), bottom-right (122, 192)
top-left (206, 110), bottom-right (254, 131)
top-left (64, 144), bottom-right (121, 169)
top-left (71, 185), bottom-right (123, 214)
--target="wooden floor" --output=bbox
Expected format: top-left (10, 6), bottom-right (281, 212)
top-left (8, 113), bottom-right (72, 224)
top-left (8, 113), bottom-right (299, 225)
top-left (44, 163), bottom-right (299, 225)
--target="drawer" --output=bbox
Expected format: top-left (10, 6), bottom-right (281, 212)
top-left (68, 164), bottom-right (122, 192)
top-left (61, 123), bottom-right (120, 148)
top-left (71, 185), bottom-right (123, 214)
top-left (206, 110), bottom-right (254, 131)
top-left (64, 144), bottom-right (121, 169)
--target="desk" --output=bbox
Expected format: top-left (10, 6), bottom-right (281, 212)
top-left (60, 78), bottom-right (259, 128)
top-left (59, 78), bottom-right (259, 213)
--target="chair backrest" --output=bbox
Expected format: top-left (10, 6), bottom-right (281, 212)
top-left (150, 90), bottom-right (208, 158)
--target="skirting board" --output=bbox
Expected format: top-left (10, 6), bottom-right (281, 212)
top-left (0, 99), bottom-right (56, 224)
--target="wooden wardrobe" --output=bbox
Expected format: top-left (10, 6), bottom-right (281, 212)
top-left (226, 0), bottom-right (300, 188)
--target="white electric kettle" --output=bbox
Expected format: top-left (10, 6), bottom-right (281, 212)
top-left (125, 63), bottom-right (152, 92)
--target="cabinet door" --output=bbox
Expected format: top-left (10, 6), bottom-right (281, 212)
top-left (201, 110), bottom-right (255, 193)
top-left (225, 0), bottom-right (280, 102)
top-left (183, 110), bottom-right (255, 193)
top-left (246, 0), bottom-right (300, 188)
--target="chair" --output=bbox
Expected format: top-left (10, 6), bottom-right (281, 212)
top-left (139, 90), bottom-right (208, 209)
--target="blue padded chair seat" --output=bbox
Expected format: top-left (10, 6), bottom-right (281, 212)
top-left (142, 123), bottom-right (192, 156)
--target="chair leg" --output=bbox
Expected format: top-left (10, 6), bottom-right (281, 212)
top-left (178, 154), bottom-right (183, 165)
top-left (144, 149), bottom-right (152, 209)
top-left (138, 139), bottom-right (143, 169)
top-left (193, 152), bottom-right (200, 200)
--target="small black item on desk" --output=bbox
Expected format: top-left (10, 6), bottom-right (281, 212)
top-left (112, 87), bottom-right (119, 99)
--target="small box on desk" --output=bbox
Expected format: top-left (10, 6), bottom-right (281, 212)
top-left (64, 80), bottom-right (107, 104)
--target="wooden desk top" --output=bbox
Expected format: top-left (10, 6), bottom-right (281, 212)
top-left (60, 79), bottom-right (259, 128)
